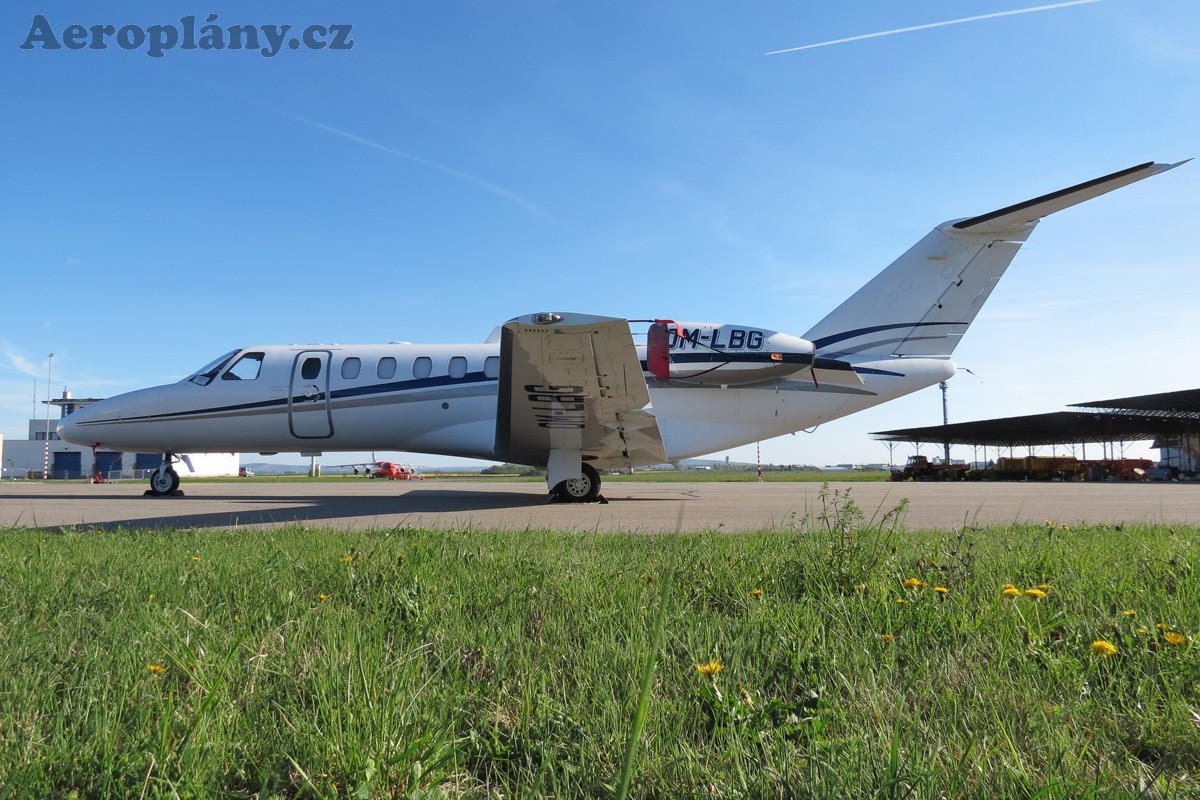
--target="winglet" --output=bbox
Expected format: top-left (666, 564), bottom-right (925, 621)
top-left (952, 160), bottom-right (1189, 233)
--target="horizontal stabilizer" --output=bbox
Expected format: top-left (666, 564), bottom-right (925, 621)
top-left (811, 359), bottom-right (864, 387)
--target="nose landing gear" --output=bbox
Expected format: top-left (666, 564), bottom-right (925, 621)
top-left (146, 456), bottom-right (183, 497)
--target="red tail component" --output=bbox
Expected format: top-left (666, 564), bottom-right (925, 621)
top-left (647, 322), bottom-right (671, 380)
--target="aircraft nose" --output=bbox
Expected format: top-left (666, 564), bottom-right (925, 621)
top-left (56, 405), bottom-right (95, 445)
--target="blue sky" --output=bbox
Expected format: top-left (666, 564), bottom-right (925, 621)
top-left (3, 0), bottom-right (1197, 468)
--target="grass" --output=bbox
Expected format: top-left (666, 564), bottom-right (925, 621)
top-left (1, 494), bottom-right (1198, 797)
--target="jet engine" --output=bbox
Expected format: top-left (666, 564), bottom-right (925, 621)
top-left (646, 321), bottom-right (816, 386)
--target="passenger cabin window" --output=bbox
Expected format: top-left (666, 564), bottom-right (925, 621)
top-left (341, 357), bottom-right (361, 380)
top-left (413, 357), bottom-right (432, 380)
top-left (484, 356), bottom-right (500, 379)
top-left (377, 357), bottom-right (397, 379)
top-left (188, 350), bottom-right (239, 386)
top-left (301, 357), bottom-right (322, 380)
top-left (223, 352), bottom-right (264, 381)
top-left (448, 356), bottom-right (468, 379)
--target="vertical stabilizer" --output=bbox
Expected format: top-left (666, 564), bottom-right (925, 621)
top-left (802, 161), bottom-right (1185, 359)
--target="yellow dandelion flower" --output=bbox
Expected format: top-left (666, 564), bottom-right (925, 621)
top-left (749, 588), bottom-right (763, 597)
top-left (1061, 524), bottom-right (1070, 531)
top-left (696, 659), bottom-right (723, 677)
top-left (1002, 583), bottom-right (1017, 590)
top-left (147, 594), bottom-right (155, 601)
top-left (191, 556), bottom-right (201, 562)
top-left (147, 664), bottom-right (166, 674)
top-left (1002, 587), bottom-right (1021, 598)
top-left (1164, 631), bottom-right (1186, 646)
top-left (1121, 609), bottom-right (1135, 617)
top-left (1156, 623), bottom-right (1170, 631)
top-left (318, 593), bottom-right (330, 601)
top-left (1044, 519), bottom-right (1053, 527)
top-left (1024, 588), bottom-right (1048, 599)
top-left (854, 584), bottom-right (865, 591)
top-left (881, 634), bottom-right (894, 643)
top-left (896, 597), bottom-right (907, 604)
top-left (1136, 627), bottom-right (1148, 636)
top-left (1091, 640), bottom-right (1118, 657)
top-left (933, 586), bottom-right (949, 595)
top-left (341, 555), bottom-right (355, 564)
top-left (903, 578), bottom-right (925, 589)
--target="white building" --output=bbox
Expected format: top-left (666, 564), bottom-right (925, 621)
top-left (3, 391), bottom-right (238, 480)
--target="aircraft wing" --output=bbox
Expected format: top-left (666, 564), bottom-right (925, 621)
top-left (495, 313), bottom-right (667, 474)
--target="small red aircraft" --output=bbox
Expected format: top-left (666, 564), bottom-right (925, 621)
top-left (370, 461), bottom-right (423, 480)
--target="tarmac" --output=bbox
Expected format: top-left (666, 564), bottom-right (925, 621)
top-left (3, 478), bottom-right (1200, 532)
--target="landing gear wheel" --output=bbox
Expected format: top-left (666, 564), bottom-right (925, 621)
top-left (554, 463), bottom-right (601, 503)
top-left (149, 467), bottom-right (180, 496)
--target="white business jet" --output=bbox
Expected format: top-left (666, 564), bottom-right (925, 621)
top-left (58, 161), bottom-right (1184, 501)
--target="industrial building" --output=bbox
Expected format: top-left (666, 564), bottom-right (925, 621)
top-left (1, 391), bottom-right (237, 480)
top-left (873, 388), bottom-right (1200, 479)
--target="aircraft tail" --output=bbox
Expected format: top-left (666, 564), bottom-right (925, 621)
top-left (802, 161), bottom-right (1185, 359)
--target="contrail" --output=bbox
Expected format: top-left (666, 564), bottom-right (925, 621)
top-left (170, 69), bottom-right (555, 221)
top-left (276, 111), bottom-right (556, 221)
top-left (766, 0), bottom-right (1104, 55)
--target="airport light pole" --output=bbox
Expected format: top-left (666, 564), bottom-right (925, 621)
top-left (43, 353), bottom-right (54, 480)
top-left (940, 380), bottom-right (951, 466)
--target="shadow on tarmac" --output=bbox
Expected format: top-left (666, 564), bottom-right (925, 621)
top-left (17, 488), bottom-right (563, 533)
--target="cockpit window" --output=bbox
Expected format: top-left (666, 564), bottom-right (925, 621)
top-left (222, 352), bottom-right (264, 381)
top-left (188, 350), bottom-right (239, 386)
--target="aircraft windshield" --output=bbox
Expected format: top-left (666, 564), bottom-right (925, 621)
top-left (187, 350), bottom-right (239, 386)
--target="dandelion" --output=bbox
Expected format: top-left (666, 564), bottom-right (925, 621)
top-left (1122, 609), bottom-right (1136, 617)
top-left (1044, 519), bottom-right (1053, 527)
top-left (1091, 640), bottom-right (1118, 657)
top-left (1061, 524), bottom-right (1070, 531)
top-left (1157, 623), bottom-right (1170, 631)
top-left (696, 659), bottom-right (723, 677)
top-left (896, 597), bottom-right (907, 604)
top-left (191, 556), bottom-right (201, 562)
top-left (1164, 631), bottom-right (1186, 646)
top-left (1024, 588), bottom-right (1048, 599)
top-left (903, 578), bottom-right (925, 589)
top-left (749, 588), bottom-right (763, 598)
top-left (881, 634), bottom-right (894, 643)
top-left (318, 593), bottom-right (330, 601)
top-left (1136, 627), bottom-right (1148, 636)
top-left (933, 586), bottom-right (949, 595)
top-left (147, 664), bottom-right (166, 674)
top-left (147, 594), bottom-right (156, 601)
top-left (1002, 587), bottom-right (1021, 598)
top-left (341, 555), bottom-right (355, 564)
top-left (854, 584), bottom-right (865, 591)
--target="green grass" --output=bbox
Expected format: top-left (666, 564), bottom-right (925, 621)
top-left (1, 498), bottom-right (1198, 797)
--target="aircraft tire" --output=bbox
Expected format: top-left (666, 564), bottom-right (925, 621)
top-left (555, 463), bottom-right (601, 503)
top-left (149, 467), bottom-right (180, 496)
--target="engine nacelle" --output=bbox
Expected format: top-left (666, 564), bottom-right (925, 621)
top-left (647, 321), bottom-right (816, 386)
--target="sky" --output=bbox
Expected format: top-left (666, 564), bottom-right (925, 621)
top-left (2, 0), bottom-right (1197, 470)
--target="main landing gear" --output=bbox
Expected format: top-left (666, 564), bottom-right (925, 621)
top-left (551, 463), bottom-right (603, 504)
top-left (146, 455), bottom-right (182, 497)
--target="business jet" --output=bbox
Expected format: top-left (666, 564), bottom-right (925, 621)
top-left (58, 161), bottom-right (1184, 502)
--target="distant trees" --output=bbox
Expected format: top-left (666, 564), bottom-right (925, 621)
top-left (480, 463), bottom-right (545, 477)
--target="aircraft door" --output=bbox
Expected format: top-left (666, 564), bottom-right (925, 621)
top-left (289, 350), bottom-right (333, 438)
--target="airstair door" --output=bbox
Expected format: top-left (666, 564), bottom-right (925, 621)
top-left (289, 351), bottom-right (333, 439)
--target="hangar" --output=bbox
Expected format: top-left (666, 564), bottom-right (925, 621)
top-left (872, 388), bottom-right (1200, 478)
